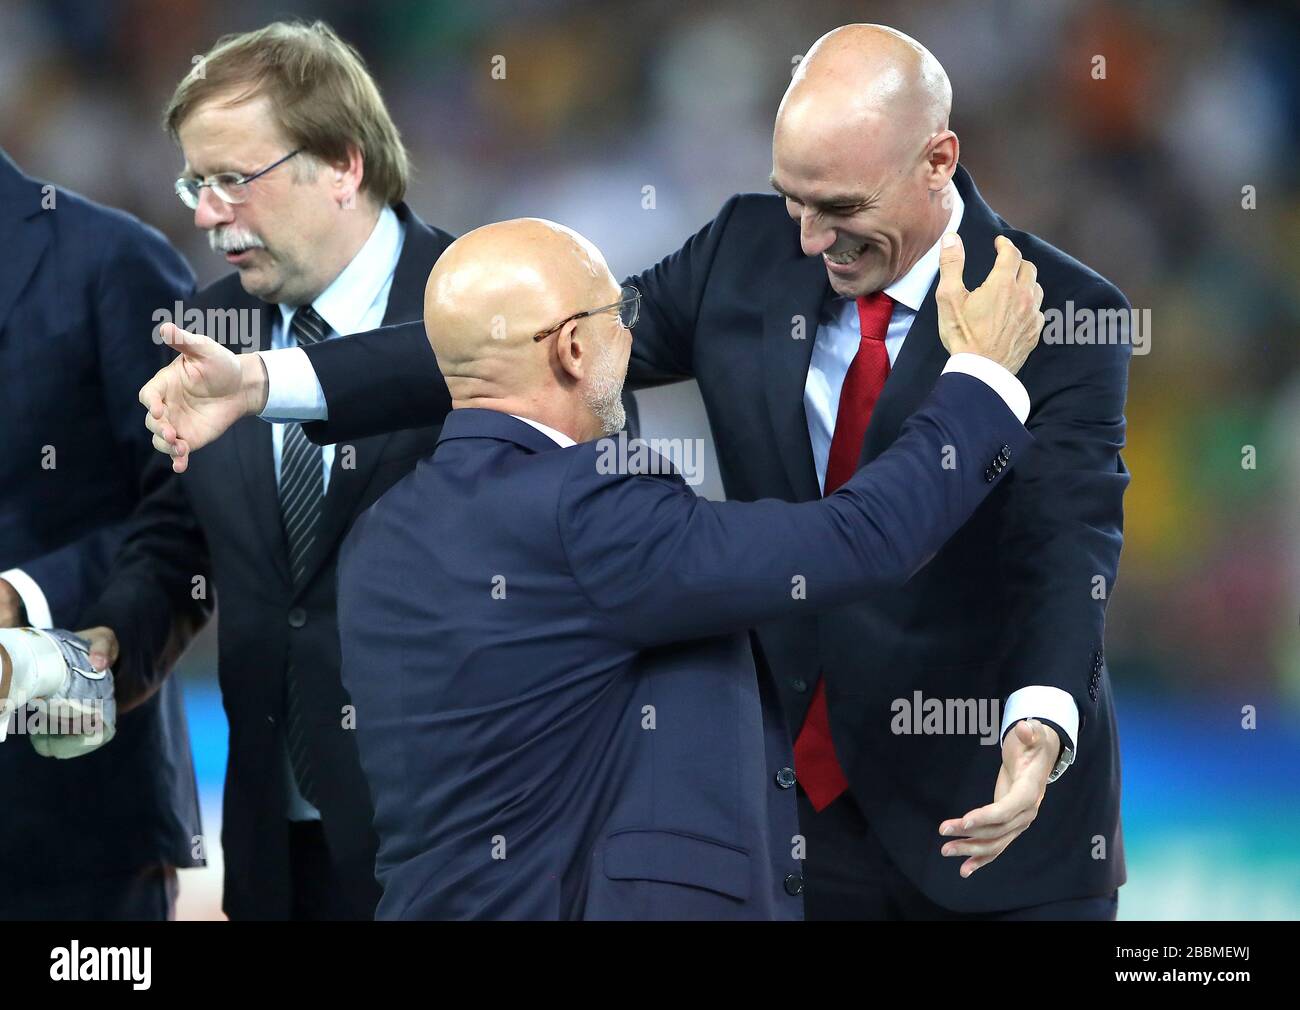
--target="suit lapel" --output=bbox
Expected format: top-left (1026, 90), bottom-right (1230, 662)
top-left (0, 155), bottom-right (51, 341)
top-left (294, 205), bottom-right (449, 589)
top-left (860, 166), bottom-right (1002, 465)
top-left (761, 252), bottom-right (828, 502)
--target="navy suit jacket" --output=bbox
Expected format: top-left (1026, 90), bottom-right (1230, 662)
top-left (298, 166), bottom-right (1130, 912)
top-left (337, 376), bottom-right (1028, 920)
top-left (0, 150), bottom-right (204, 896)
top-left (83, 205), bottom-right (457, 919)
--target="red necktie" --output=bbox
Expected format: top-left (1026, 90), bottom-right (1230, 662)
top-left (792, 290), bottom-right (894, 812)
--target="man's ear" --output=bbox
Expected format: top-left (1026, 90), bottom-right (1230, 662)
top-left (925, 130), bottom-right (959, 189)
top-left (333, 145), bottom-right (366, 209)
top-left (552, 318), bottom-right (586, 382)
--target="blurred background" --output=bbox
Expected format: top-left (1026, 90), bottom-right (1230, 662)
top-left (2, 0), bottom-right (1296, 919)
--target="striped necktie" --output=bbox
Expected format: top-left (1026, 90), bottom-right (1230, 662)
top-left (279, 303), bottom-right (330, 807)
top-left (279, 304), bottom-right (329, 583)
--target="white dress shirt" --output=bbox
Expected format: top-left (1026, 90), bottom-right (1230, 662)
top-left (802, 184), bottom-right (1077, 773)
top-left (0, 568), bottom-right (52, 628)
top-left (511, 415), bottom-right (577, 447)
top-left (268, 204), bottom-right (404, 489)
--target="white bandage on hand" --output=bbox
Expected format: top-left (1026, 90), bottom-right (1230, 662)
top-left (0, 628), bottom-right (117, 758)
top-left (0, 628), bottom-right (69, 713)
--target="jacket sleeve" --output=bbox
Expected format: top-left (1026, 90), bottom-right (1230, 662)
top-left (78, 450), bottom-right (211, 711)
top-left (561, 372), bottom-right (1031, 648)
top-left (11, 524), bottom-right (131, 629)
top-left (300, 320), bottom-right (451, 445)
top-left (993, 277), bottom-right (1132, 733)
top-left (297, 197), bottom-right (749, 445)
top-left (624, 196), bottom-right (742, 391)
top-left (68, 213), bottom-right (211, 709)
top-left (21, 210), bottom-right (196, 630)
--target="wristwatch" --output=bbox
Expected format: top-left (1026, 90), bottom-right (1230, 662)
top-left (1036, 717), bottom-right (1075, 783)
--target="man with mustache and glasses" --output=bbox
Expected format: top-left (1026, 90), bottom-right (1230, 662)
top-left (75, 21), bottom-right (457, 920)
top-left (139, 24), bottom-right (1131, 921)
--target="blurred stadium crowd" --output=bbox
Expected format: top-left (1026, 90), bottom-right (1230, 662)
top-left (1, 0), bottom-right (1296, 917)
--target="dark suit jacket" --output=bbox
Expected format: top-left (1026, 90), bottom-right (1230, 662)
top-left (337, 381), bottom-right (1027, 919)
top-left (0, 150), bottom-right (204, 903)
top-left (293, 167), bottom-right (1130, 913)
top-left (84, 203), bottom-right (456, 919)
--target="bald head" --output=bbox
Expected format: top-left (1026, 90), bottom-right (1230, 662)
top-left (782, 24), bottom-right (951, 156)
top-left (771, 24), bottom-right (959, 297)
top-left (424, 218), bottom-right (630, 440)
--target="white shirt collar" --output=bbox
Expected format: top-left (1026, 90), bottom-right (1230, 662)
top-left (510, 414), bottom-right (577, 447)
top-left (278, 204), bottom-right (403, 336)
top-left (881, 183), bottom-right (965, 312)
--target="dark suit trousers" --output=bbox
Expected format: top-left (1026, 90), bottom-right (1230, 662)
top-left (287, 820), bottom-right (376, 921)
top-left (0, 863), bottom-right (178, 921)
top-left (799, 790), bottom-right (1118, 921)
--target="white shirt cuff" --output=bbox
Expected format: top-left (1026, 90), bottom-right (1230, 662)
top-left (1000, 685), bottom-right (1079, 781)
top-left (258, 347), bottom-right (329, 422)
top-left (0, 568), bottom-right (54, 629)
top-left (942, 353), bottom-right (1031, 423)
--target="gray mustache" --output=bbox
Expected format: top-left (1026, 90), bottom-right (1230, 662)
top-left (208, 229), bottom-right (266, 253)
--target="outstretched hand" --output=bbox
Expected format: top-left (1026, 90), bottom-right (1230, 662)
top-left (938, 718), bottom-right (1060, 877)
top-left (141, 322), bottom-right (268, 473)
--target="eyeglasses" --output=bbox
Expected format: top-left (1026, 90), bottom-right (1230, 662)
top-left (174, 149), bottom-right (303, 210)
top-left (532, 284), bottom-right (641, 342)
top-left (532, 284), bottom-right (642, 342)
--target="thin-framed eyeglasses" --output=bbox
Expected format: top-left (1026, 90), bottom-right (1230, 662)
top-left (174, 148), bottom-right (303, 210)
top-left (532, 284), bottom-right (641, 342)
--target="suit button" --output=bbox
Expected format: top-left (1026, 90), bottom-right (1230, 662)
top-left (775, 767), bottom-right (796, 789)
top-left (784, 873), bottom-right (804, 896)
top-left (792, 678), bottom-right (808, 694)
top-left (288, 608), bottom-right (307, 628)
